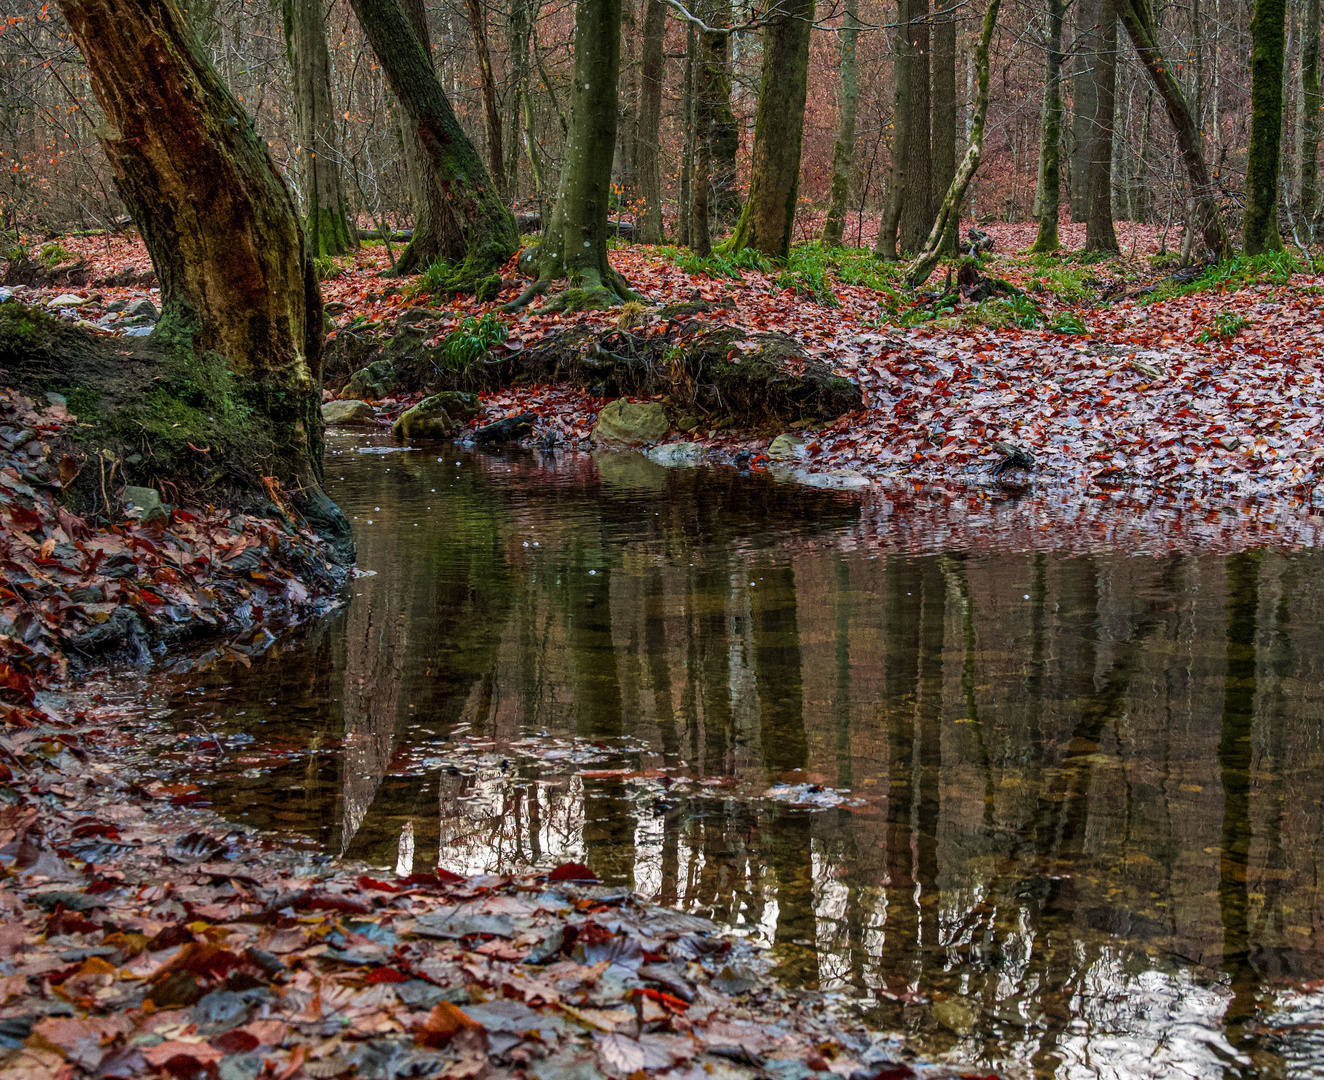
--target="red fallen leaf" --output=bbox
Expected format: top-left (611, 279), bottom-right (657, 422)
top-left (210, 1028), bottom-right (261, 1054)
top-left (364, 967), bottom-right (411, 984)
top-left (631, 986), bottom-right (689, 1012)
top-left (397, 868), bottom-right (465, 888)
top-left (148, 924), bottom-right (195, 951)
top-left (548, 862), bottom-right (597, 882)
top-left (142, 1040), bottom-right (225, 1077)
top-left (86, 878), bottom-right (116, 894)
top-left (8, 505), bottom-right (42, 531)
top-left (415, 1001), bottom-right (485, 1049)
top-left (46, 904), bottom-right (99, 936)
top-left (149, 942), bottom-right (243, 984)
top-left (356, 874), bottom-right (401, 893)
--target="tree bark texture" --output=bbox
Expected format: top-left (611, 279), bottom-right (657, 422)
top-left (704, 0), bottom-right (740, 223)
top-left (509, 0), bottom-right (638, 308)
top-left (909, 0), bottom-right (1003, 285)
top-left (1085, 0), bottom-right (1119, 251)
top-left (822, 0), bottom-right (860, 246)
top-left (350, 0), bottom-right (517, 289)
top-left (932, 0), bottom-right (957, 253)
top-left (56, 0), bottom-right (343, 533)
top-left (1116, 0), bottom-right (1229, 256)
top-left (284, 0), bottom-right (357, 256)
top-left (1303, 0), bottom-right (1321, 239)
top-left (873, 0), bottom-right (909, 259)
top-left (679, 22), bottom-right (696, 247)
top-left (635, 0), bottom-right (667, 242)
top-left (464, 0), bottom-right (506, 198)
top-left (898, 0), bottom-right (932, 253)
top-left (1031, 0), bottom-right (1066, 251)
top-left (721, 0), bottom-right (814, 260)
top-left (1243, 0), bottom-right (1286, 250)
top-left (1069, 0), bottom-right (1102, 221)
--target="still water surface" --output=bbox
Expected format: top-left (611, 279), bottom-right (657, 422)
top-left (164, 433), bottom-right (1324, 1079)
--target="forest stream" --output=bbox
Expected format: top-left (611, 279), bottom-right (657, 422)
top-left (151, 432), bottom-right (1324, 1079)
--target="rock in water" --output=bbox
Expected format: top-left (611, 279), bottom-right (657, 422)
top-left (767, 433), bottom-right (808, 461)
top-left (322, 399), bottom-right (375, 426)
top-left (592, 400), bottom-right (669, 446)
top-left (392, 396), bottom-right (459, 441)
top-left (472, 412), bottom-right (537, 444)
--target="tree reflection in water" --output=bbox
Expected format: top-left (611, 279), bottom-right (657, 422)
top-left (167, 441), bottom-right (1324, 1079)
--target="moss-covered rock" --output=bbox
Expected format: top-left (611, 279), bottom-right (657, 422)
top-left (392, 395), bottom-right (460, 441)
top-left (592, 400), bottom-right (670, 446)
top-left (346, 360), bottom-right (396, 401)
top-left (322, 399), bottom-right (375, 425)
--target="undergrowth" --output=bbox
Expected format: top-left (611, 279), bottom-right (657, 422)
top-left (442, 312), bottom-right (507, 371)
top-left (313, 254), bottom-right (345, 281)
top-left (1194, 310), bottom-right (1250, 343)
top-left (1141, 250), bottom-right (1300, 304)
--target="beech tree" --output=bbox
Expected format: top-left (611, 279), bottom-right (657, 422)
top-left (55, 0), bottom-right (347, 542)
top-left (1031, 0), bottom-right (1066, 252)
top-left (283, 0), bottom-right (357, 256)
top-left (875, 0), bottom-right (932, 259)
top-left (507, 0), bottom-right (641, 309)
top-left (1085, 0), bottom-right (1120, 252)
top-left (349, 0), bottom-right (517, 291)
top-left (464, 0), bottom-right (506, 197)
top-left (635, 0), bottom-right (667, 243)
top-left (1243, 0), bottom-right (1286, 251)
top-left (1304, 0), bottom-right (1321, 240)
top-left (821, 0), bottom-right (860, 247)
top-left (721, 0), bottom-right (815, 260)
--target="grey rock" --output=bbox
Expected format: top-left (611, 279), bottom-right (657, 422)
top-left (121, 326), bottom-right (153, 338)
top-left (44, 392), bottom-right (67, 409)
top-left (122, 485), bottom-right (166, 525)
top-left (346, 360), bottom-right (396, 401)
top-left (647, 441), bottom-right (704, 467)
top-left (46, 293), bottom-right (87, 308)
top-left (767, 433), bottom-right (808, 461)
top-left (322, 399), bottom-right (375, 426)
top-left (591, 400), bottom-right (669, 446)
top-left (127, 298), bottom-right (159, 319)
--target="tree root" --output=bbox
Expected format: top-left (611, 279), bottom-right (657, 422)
top-left (502, 263), bottom-right (645, 314)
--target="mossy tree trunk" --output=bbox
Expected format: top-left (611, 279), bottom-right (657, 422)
top-left (908, 0), bottom-right (1003, 286)
top-left (692, 1), bottom-right (716, 256)
top-left (1303, 0), bottom-right (1321, 240)
top-left (705, 0), bottom-right (740, 224)
top-left (1243, 0), bottom-right (1287, 251)
top-left (1116, 0), bottom-right (1229, 257)
top-left (1085, 0), bottom-right (1120, 252)
top-left (506, 0), bottom-right (640, 310)
top-left (821, 0), bottom-right (860, 247)
top-left (1031, 0), bottom-right (1066, 252)
top-left (719, 0), bottom-right (814, 260)
top-left (56, 0), bottom-right (346, 539)
top-left (874, 0), bottom-right (930, 258)
top-left (350, 0), bottom-right (517, 291)
top-left (635, 0), bottom-right (667, 242)
top-left (283, 0), bottom-right (357, 256)
top-left (464, 0), bottom-right (506, 199)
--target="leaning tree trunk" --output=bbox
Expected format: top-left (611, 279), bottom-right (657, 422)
top-left (1031, 0), bottom-right (1066, 251)
top-left (284, 0), bottom-right (357, 256)
top-left (635, 0), bottom-right (667, 242)
top-left (1116, 0), bottom-right (1229, 256)
top-left (1085, 0), bottom-right (1120, 251)
top-left (1303, 0), bottom-right (1321, 240)
top-left (1243, 0), bottom-right (1287, 251)
top-left (908, 0), bottom-right (1003, 285)
top-left (506, 0), bottom-right (640, 310)
top-left (56, 0), bottom-right (347, 542)
top-left (464, 0), bottom-right (506, 198)
top-left (822, 0), bottom-right (860, 247)
top-left (350, 0), bottom-right (517, 292)
top-left (719, 0), bottom-right (814, 260)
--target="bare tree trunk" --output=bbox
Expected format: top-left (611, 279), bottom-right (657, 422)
top-left (909, 0), bottom-right (1004, 285)
top-left (350, 0), bottom-right (517, 291)
top-left (899, 0), bottom-right (932, 252)
top-left (284, 0), bottom-right (357, 255)
top-left (507, 0), bottom-right (640, 309)
top-left (1303, 0), bottom-right (1321, 238)
top-left (464, 0), bottom-right (506, 198)
top-left (822, 0), bottom-right (860, 246)
top-left (705, 0), bottom-right (740, 223)
top-left (931, 0), bottom-right (957, 253)
top-left (1086, 0), bottom-right (1120, 251)
top-left (1116, 0), bottom-right (1229, 256)
top-left (56, 0), bottom-right (346, 539)
top-left (679, 22), bottom-right (696, 247)
top-left (1070, 0), bottom-right (1102, 221)
top-left (720, 0), bottom-right (815, 259)
top-left (1032, 0), bottom-right (1066, 250)
top-left (1244, 0), bottom-right (1287, 251)
top-left (873, 0), bottom-right (911, 259)
top-left (635, 0), bottom-right (667, 242)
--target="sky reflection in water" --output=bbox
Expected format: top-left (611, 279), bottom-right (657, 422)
top-left (164, 433), bottom-right (1324, 1079)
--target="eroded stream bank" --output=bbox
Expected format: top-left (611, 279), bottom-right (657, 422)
top-left (145, 432), bottom-right (1324, 1078)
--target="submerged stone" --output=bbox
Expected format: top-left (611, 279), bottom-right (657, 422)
top-left (767, 433), bottom-right (808, 461)
top-left (392, 397), bottom-right (459, 441)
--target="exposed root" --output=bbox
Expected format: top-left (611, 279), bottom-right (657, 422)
top-left (504, 263), bottom-right (646, 314)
